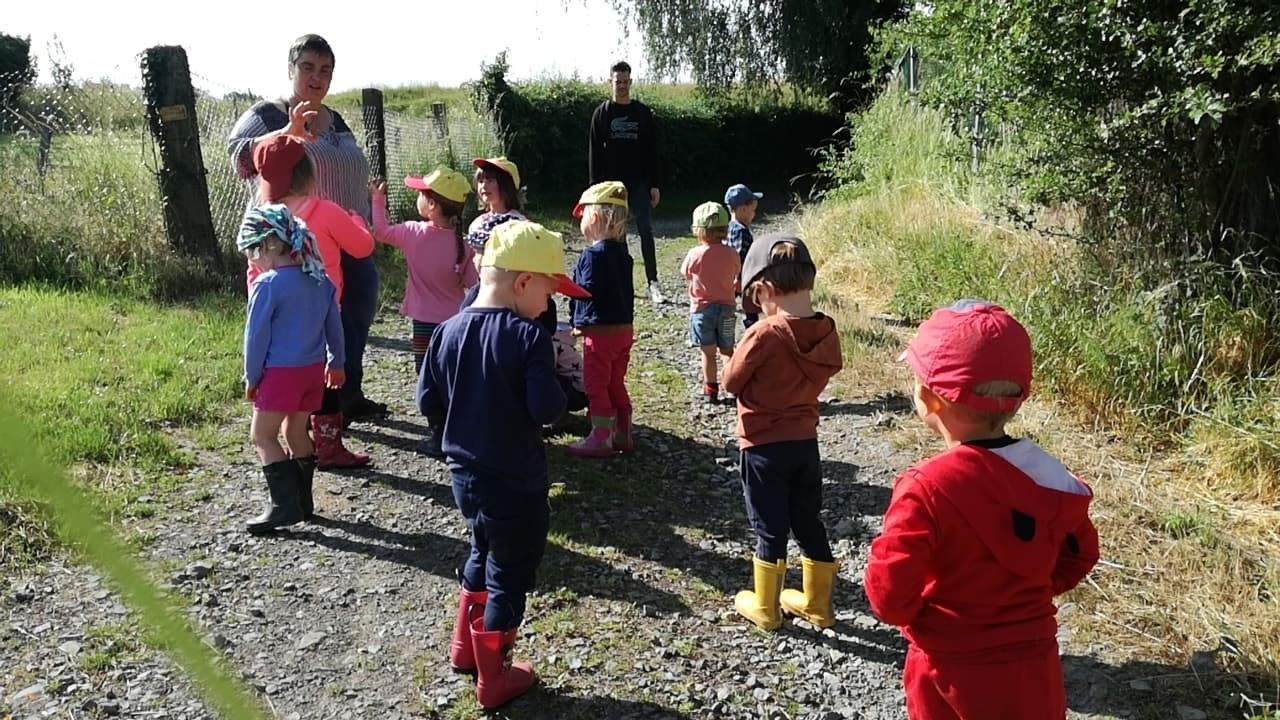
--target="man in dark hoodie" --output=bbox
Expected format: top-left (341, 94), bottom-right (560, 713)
top-left (722, 235), bottom-right (844, 631)
top-left (865, 301), bottom-right (1099, 720)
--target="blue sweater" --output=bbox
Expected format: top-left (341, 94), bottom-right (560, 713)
top-left (243, 266), bottom-right (345, 388)
top-left (570, 239), bottom-right (634, 327)
top-left (417, 307), bottom-right (566, 492)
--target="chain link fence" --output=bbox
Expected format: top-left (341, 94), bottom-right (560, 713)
top-left (1, 59), bottom-right (503, 291)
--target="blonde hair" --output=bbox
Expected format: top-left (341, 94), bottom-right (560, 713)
top-left (583, 204), bottom-right (629, 237)
top-left (695, 225), bottom-right (728, 242)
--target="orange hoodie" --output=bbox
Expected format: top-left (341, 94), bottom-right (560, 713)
top-left (722, 313), bottom-right (843, 449)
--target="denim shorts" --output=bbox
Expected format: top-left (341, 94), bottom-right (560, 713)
top-left (689, 303), bottom-right (736, 351)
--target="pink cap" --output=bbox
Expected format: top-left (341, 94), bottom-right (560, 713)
top-left (900, 300), bottom-right (1032, 413)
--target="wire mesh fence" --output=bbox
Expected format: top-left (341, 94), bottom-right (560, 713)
top-left (1, 59), bottom-right (503, 289)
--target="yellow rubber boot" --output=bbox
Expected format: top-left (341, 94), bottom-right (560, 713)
top-left (733, 557), bottom-right (786, 630)
top-left (780, 557), bottom-right (839, 628)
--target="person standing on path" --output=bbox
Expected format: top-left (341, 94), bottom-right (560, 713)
top-left (588, 60), bottom-right (664, 304)
top-left (227, 33), bottom-right (387, 424)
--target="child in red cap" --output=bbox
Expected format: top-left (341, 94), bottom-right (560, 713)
top-left (864, 300), bottom-right (1100, 720)
top-left (252, 134), bottom-right (375, 472)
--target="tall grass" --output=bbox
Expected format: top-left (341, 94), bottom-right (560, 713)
top-left (806, 86), bottom-right (1280, 696)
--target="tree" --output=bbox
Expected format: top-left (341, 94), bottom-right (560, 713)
top-left (606, 0), bottom-right (906, 108)
top-left (880, 0), bottom-right (1280, 270)
top-left (0, 33), bottom-right (36, 118)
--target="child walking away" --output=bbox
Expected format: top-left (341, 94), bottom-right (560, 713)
top-left (680, 202), bottom-right (741, 403)
top-left (239, 204), bottom-right (345, 533)
top-left (567, 181), bottom-right (636, 457)
top-left (722, 235), bottom-right (843, 630)
top-left (252, 134), bottom-right (373, 469)
top-left (417, 220), bottom-right (589, 710)
top-left (371, 168), bottom-right (477, 457)
top-left (864, 301), bottom-right (1099, 720)
top-left (724, 183), bottom-right (762, 329)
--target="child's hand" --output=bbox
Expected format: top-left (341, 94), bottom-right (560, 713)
top-left (370, 180), bottom-right (387, 197)
top-left (325, 367), bottom-right (347, 389)
top-left (570, 326), bottom-right (583, 337)
top-left (244, 385), bottom-right (258, 401)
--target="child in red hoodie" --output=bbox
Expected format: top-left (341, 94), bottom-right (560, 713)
top-left (864, 300), bottom-right (1100, 720)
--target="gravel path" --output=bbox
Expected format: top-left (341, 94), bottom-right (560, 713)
top-left (1, 227), bottom-right (1214, 719)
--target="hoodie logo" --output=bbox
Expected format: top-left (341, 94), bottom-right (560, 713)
top-left (610, 117), bottom-right (640, 141)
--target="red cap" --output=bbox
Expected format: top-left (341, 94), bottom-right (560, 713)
top-left (900, 300), bottom-right (1032, 413)
top-left (253, 135), bottom-right (306, 202)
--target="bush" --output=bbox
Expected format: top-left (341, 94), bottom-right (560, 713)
top-left (472, 55), bottom-right (844, 197)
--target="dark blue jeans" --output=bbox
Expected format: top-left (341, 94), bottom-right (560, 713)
top-left (624, 181), bottom-right (657, 283)
top-left (339, 253), bottom-right (380, 400)
top-left (452, 467), bottom-right (551, 631)
top-left (740, 439), bottom-right (834, 563)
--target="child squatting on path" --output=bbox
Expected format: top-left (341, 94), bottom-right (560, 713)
top-left (370, 167), bottom-right (476, 457)
top-left (238, 204), bottom-right (345, 534)
top-left (681, 201), bottom-right (741, 403)
top-left (416, 220), bottom-right (590, 710)
top-left (568, 181), bottom-right (636, 457)
top-left (864, 301), bottom-right (1100, 720)
top-left (723, 235), bottom-right (844, 630)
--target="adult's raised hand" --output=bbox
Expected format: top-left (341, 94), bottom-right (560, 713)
top-left (286, 100), bottom-right (319, 142)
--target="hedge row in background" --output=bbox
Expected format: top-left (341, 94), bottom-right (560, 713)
top-left (471, 56), bottom-right (844, 199)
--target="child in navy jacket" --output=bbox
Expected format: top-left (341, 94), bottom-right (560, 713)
top-left (417, 220), bottom-right (589, 710)
top-left (566, 181), bottom-right (636, 457)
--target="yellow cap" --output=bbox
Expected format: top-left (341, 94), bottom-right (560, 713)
top-left (481, 220), bottom-right (591, 298)
top-left (692, 201), bottom-right (730, 229)
top-left (572, 181), bottom-right (630, 219)
top-left (472, 156), bottom-right (521, 188)
top-left (404, 168), bottom-right (472, 203)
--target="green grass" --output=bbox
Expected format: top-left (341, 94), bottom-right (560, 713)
top-left (0, 286), bottom-right (245, 563)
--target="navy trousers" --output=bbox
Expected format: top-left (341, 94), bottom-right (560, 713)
top-left (740, 438), bottom-right (834, 563)
top-left (339, 253), bottom-right (380, 400)
top-left (452, 467), bottom-right (551, 631)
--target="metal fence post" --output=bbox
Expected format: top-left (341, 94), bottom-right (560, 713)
top-left (141, 45), bottom-right (218, 259)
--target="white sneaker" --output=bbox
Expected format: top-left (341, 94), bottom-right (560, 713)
top-left (648, 280), bottom-right (666, 305)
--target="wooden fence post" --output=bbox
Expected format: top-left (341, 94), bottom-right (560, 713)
top-left (362, 88), bottom-right (387, 182)
top-left (141, 45), bottom-right (218, 259)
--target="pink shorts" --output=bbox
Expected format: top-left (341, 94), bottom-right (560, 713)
top-left (254, 363), bottom-right (325, 413)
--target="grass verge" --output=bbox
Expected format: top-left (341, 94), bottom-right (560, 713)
top-left (801, 88), bottom-right (1280, 713)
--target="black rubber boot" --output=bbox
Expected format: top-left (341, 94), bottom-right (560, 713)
top-left (294, 455), bottom-right (317, 519)
top-left (246, 460), bottom-right (304, 534)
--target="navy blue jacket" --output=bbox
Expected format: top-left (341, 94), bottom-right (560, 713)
top-left (417, 307), bottom-right (566, 492)
top-left (570, 239), bottom-right (634, 327)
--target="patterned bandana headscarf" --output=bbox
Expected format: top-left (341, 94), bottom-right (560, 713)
top-left (237, 204), bottom-right (327, 285)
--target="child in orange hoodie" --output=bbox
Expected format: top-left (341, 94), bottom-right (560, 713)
top-left (864, 301), bottom-right (1099, 719)
top-left (722, 235), bottom-right (843, 631)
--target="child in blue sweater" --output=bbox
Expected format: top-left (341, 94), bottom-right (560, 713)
top-left (417, 219), bottom-right (589, 710)
top-left (240, 204), bottom-right (346, 533)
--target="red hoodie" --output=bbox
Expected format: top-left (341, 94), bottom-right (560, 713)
top-left (864, 438), bottom-right (1099, 656)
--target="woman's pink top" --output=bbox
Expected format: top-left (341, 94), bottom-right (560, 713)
top-left (373, 201), bottom-right (478, 324)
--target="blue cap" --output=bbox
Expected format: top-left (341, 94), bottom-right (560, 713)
top-left (724, 184), bottom-right (763, 209)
